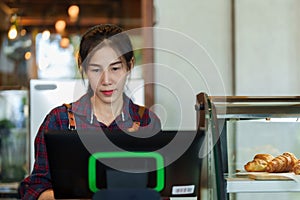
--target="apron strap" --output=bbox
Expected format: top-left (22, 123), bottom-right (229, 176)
top-left (64, 103), bottom-right (76, 130)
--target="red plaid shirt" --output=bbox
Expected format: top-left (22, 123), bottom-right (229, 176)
top-left (19, 94), bottom-right (161, 199)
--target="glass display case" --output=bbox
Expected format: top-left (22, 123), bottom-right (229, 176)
top-left (198, 93), bottom-right (300, 200)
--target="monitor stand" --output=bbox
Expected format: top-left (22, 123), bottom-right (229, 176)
top-left (106, 169), bottom-right (148, 189)
top-left (92, 169), bottom-right (161, 200)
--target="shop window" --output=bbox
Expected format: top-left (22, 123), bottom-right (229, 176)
top-left (35, 33), bottom-right (80, 79)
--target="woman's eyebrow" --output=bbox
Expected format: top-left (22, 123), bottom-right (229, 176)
top-left (110, 60), bottom-right (122, 66)
top-left (88, 59), bottom-right (121, 67)
top-left (88, 63), bottom-right (103, 67)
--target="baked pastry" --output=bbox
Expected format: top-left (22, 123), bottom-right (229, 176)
top-left (244, 153), bottom-right (274, 172)
top-left (293, 160), bottom-right (300, 175)
top-left (284, 152), bottom-right (298, 167)
top-left (253, 153), bottom-right (274, 162)
top-left (266, 152), bottom-right (298, 173)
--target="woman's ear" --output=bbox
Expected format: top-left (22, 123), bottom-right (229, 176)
top-left (128, 57), bottom-right (135, 71)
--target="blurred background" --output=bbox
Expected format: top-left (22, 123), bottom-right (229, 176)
top-left (1, 0), bottom-right (300, 200)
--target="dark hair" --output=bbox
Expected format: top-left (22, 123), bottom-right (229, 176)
top-left (78, 24), bottom-right (134, 76)
top-left (78, 24), bottom-right (134, 95)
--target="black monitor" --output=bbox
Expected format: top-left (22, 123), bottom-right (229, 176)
top-left (44, 129), bottom-right (204, 199)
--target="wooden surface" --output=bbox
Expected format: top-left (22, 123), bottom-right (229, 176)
top-left (235, 171), bottom-right (300, 181)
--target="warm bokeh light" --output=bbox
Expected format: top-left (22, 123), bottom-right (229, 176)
top-left (10, 14), bottom-right (18, 23)
top-left (55, 20), bottom-right (66, 33)
top-left (20, 29), bottom-right (27, 36)
top-left (68, 5), bottom-right (79, 20)
top-left (42, 30), bottom-right (51, 40)
top-left (60, 37), bottom-right (70, 48)
top-left (8, 25), bottom-right (17, 39)
top-left (25, 52), bottom-right (31, 60)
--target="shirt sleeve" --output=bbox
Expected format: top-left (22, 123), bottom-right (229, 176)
top-left (149, 110), bottom-right (162, 131)
top-left (19, 106), bottom-right (68, 199)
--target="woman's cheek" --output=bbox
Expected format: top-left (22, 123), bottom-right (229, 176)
top-left (89, 79), bottom-right (99, 91)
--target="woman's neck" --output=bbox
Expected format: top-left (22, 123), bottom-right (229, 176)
top-left (90, 96), bottom-right (123, 126)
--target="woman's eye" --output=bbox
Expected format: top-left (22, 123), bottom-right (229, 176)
top-left (91, 68), bottom-right (101, 73)
top-left (110, 62), bottom-right (122, 71)
top-left (111, 67), bottom-right (121, 71)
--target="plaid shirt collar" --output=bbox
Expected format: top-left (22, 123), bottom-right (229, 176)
top-left (71, 93), bottom-right (133, 124)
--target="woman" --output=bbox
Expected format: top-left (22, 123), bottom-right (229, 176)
top-left (19, 24), bottom-right (161, 200)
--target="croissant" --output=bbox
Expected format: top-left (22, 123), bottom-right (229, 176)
top-left (293, 160), bottom-right (300, 175)
top-left (266, 152), bottom-right (298, 173)
top-left (244, 153), bottom-right (274, 172)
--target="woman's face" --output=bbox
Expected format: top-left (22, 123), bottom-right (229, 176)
top-left (86, 45), bottom-right (130, 104)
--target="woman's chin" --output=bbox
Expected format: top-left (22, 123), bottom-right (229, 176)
top-left (97, 93), bottom-right (122, 104)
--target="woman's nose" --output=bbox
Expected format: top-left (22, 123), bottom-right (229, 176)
top-left (100, 70), bottom-right (111, 85)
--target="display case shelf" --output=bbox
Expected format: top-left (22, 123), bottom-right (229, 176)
top-left (226, 177), bottom-right (300, 193)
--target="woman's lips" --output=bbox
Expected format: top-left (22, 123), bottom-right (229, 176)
top-left (101, 90), bottom-right (114, 96)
